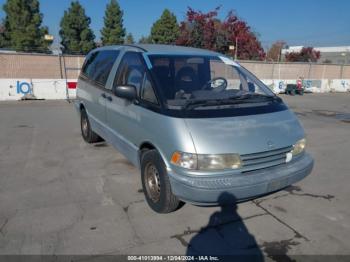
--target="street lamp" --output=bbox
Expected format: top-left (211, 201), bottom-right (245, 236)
top-left (228, 45), bottom-right (235, 59)
top-left (234, 37), bottom-right (239, 60)
top-left (44, 34), bottom-right (54, 41)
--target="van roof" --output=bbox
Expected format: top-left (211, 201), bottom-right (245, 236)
top-left (96, 44), bottom-right (221, 56)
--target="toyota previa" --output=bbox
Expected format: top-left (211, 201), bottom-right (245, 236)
top-left (75, 44), bottom-right (314, 213)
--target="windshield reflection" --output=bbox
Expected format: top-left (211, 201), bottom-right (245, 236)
top-left (148, 55), bottom-right (275, 110)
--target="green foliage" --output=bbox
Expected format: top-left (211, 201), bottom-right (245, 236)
top-left (150, 9), bottom-right (179, 44)
top-left (0, 0), bottom-right (50, 52)
top-left (138, 35), bottom-right (152, 44)
top-left (101, 0), bottom-right (125, 45)
top-left (59, 1), bottom-right (95, 54)
top-left (125, 33), bottom-right (134, 44)
top-left (0, 22), bottom-right (7, 47)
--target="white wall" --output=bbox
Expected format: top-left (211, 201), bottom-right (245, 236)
top-left (0, 79), bottom-right (77, 101)
top-left (0, 78), bottom-right (349, 101)
top-left (261, 79), bottom-right (350, 94)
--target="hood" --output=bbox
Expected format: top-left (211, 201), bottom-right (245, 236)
top-left (184, 110), bottom-right (304, 155)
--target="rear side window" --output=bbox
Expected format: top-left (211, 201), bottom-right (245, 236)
top-left (81, 50), bottom-right (120, 87)
top-left (82, 52), bottom-right (99, 78)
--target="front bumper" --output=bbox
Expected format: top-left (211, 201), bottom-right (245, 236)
top-left (168, 153), bottom-right (314, 205)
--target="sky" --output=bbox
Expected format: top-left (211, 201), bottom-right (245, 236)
top-left (0, 0), bottom-right (349, 49)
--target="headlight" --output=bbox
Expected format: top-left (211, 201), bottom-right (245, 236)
top-left (291, 138), bottom-right (306, 156)
top-left (170, 152), bottom-right (197, 169)
top-left (198, 154), bottom-right (242, 170)
top-left (171, 151), bottom-right (242, 170)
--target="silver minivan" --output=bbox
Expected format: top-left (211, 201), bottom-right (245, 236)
top-left (75, 44), bottom-right (314, 213)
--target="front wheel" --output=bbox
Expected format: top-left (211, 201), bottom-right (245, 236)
top-left (141, 149), bottom-right (183, 213)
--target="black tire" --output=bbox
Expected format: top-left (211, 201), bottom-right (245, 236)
top-left (80, 108), bottom-right (103, 143)
top-left (141, 149), bottom-right (182, 213)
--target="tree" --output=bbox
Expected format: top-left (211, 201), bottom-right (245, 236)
top-left (176, 7), bottom-right (265, 60)
top-left (125, 33), bottom-right (134, 44)
top-left (285, 47), bottom-right (321, 62)
top-left (138, 35), bottom-right (152, 44)
top-left (150, 9), bottom-right (179, 44)
top-left (101, 0), bottom-right (125, 45)
top-left (0, 23), bottom-right (6, 47)
top-left (0, 0), bottom-right (50, 52)
top-left (176, 7), bottom-right (219, 50)
top-left (266, 41), bottom-right (286, 61)
top-left (222, 11), bottom-right (265, 60)
top-left (60, 1), bottom-right (95, 54)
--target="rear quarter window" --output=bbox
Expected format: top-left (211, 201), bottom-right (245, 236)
top-left (81, 50), bottom-right (120, 87)
top-left (81, 51), bottom-right (99, 78)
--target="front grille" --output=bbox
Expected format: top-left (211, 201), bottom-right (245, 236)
top-left (241, 145), bottom-right (293, 173)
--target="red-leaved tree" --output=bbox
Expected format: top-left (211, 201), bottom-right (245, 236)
top-left (285, 47), bottom-right (321, 62)
top-left (176, 7), bottom-right (265, 60)
top-left (176, 7), bottom-right (219, 50)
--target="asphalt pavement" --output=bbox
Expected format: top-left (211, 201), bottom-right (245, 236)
top-left (0, 93), bottom-right (349, 259)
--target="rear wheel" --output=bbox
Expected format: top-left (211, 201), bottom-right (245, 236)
top-left (141, 149), bottom-right (183, 213)
top-left (80, 108), bottom-right (103, 143)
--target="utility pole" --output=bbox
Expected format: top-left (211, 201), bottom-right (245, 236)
top-left (234, 37), bottom-right (238, 61)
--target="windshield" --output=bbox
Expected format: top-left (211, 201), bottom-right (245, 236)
top-left (148, 55), bottom-right (276, 110)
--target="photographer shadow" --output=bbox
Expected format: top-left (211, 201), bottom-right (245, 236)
top-left (186, 192), bottom-right (264, 261)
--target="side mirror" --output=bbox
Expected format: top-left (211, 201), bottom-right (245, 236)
top-left (115, 85), bottom-right (137, 101)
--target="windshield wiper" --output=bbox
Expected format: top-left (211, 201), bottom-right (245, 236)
top-left (183, 97), bottom-right (258, 110)
top-left (227, 93), bottom-right (282, 103)
top-left (183, 94), bottom-right (280, 110)
top-left (231, 93), bottom-right (278, 101)
top-left (183, 99), bottom-right (222, 110)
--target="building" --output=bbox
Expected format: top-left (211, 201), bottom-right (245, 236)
top-left (281, 45), bottom-right (350, 64)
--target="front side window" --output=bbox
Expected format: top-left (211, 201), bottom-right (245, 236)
top-left (114, 52), bottom-right (158, 104)
top-left (141, 74), bottom-right (157, 104)
top-left (114, 52), bottom-right (145, 91)
top-left (148, 55), bottom-right (275, 110)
